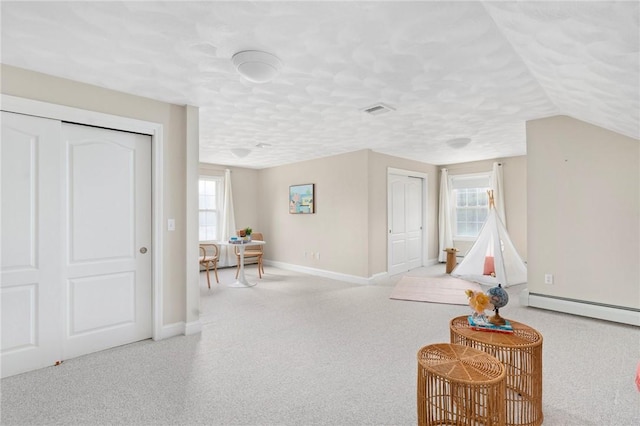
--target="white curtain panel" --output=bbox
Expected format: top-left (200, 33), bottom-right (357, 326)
top-left (438, 168), bottom-right (454, 262)
top-left (220, 169), bottom-right (237, 267)
top-left (490, 162), bottom-right (506, 226)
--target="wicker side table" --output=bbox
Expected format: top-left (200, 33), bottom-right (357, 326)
top-left (450, 316), bottom-right (543, 426)
top-left (417, 343), bottom-right (506, 426)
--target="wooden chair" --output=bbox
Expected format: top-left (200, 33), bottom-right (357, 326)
top-left (235, 232), bottom-right (264, 279)
top-left (199, 243), bottom-right (220, 288)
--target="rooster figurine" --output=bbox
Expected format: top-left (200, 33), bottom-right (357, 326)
top-left (465, 289), bottom-right (494, 318)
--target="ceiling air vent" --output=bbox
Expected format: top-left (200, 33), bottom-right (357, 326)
top-left (362, 103), bottom-right (395, 115)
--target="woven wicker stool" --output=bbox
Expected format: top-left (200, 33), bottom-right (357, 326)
top-left (450, 316), bottom-right (543, 426)
top-left (417, 343), bottom-right (506, 426)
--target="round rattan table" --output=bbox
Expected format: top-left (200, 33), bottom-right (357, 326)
top-left (417, 343), bottom-right (506, 426)
top-left (449, 316), bottom-right (543, 426)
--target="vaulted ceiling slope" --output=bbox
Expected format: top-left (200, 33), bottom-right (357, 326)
top-left (1, 1), bottom-right (638, 168)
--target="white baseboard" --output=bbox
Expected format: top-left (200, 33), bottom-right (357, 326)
top-left (264, 258), bottom-right (441, 285)
top-left (156, 320), bottom-right (202, 340)
top-left (264, 260), bottom-right (382, 285)
top-left (425, 258), bottom-right (439, 266)
top-left (156, 322), bottom-right (184, 340)
top-left (184, 320), bottom-right (202, 336)
top-left (520, 289), bottom-right (640, 326)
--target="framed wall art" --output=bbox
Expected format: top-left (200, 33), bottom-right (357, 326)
top-left (289, 183), bottom-right (314, 214)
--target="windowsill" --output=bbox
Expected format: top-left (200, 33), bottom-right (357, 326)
top-left (453, 236), bottom-right (477, 242)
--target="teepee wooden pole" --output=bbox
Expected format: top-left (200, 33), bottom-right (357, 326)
top-left (487, 189), bottom-right (495, 210)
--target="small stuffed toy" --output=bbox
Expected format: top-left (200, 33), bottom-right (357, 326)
top-left (465, 289), bottom-right (494, 315)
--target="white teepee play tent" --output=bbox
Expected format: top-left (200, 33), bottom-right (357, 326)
top-left (452, 191), bottom-right (527, 287)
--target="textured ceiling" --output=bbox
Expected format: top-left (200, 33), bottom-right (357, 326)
top-left (1, 1), bottom-right (638, 168)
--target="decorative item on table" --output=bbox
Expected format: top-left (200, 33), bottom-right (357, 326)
top-left (467, 314), bottom-right (513, 333)
top-left (238, 227), bottom-right (252, 241)
top-left (229, 236), bottom-right (241, 244)
top-left (465, 289), bottom-right (493, 323)
top-left (487, 283), bottom-right (509, 326)
top-left (465, 286), bottom-right (513, 333)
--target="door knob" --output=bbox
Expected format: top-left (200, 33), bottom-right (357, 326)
top-left (139, 247), bottom-right (148, 254)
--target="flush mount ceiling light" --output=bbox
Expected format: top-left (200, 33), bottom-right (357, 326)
top-left (230, 148), bottom-right (251, 158)
top-left (255, 143), bottom-right (271, 148)
top-left (231, 50), bottom-right (282, 83)
top-left (446, 137), bottom-right (472, 149)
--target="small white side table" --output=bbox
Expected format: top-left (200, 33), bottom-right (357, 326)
top-left (217, 240), bottom-right (265, 288)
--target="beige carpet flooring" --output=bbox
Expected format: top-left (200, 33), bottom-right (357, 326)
top-left (1, 263), bottom-right (639, 425)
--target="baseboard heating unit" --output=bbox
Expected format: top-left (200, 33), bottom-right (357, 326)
top-left (520, 290), bottom-right (640, 327)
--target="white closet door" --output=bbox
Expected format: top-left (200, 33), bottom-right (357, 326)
top-left (388, 174), bottom-right (423, 275)
top-left (405, 177), bottom-right (423, 270)
top-left (1, 112), bottom-right (63, 378)
top-left (61, 123), bottom-right (152, 359)
top-left (1, 114), bottom-right (153, 378)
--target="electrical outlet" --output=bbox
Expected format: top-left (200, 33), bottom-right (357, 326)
top-left (544, 274), bottom-right (553, 284)
top-left (316, 252), bottom-right (320, 260)
top-left (167, 218), bottom-right (175, 231)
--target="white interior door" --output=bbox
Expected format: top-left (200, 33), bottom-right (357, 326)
top-left (1, 115), bottom-right (152, 378)
top-left (388, 174), bottom-right (423, 275)
top-left (405, 178), bottom-right (423, 268)
top-left (1, 112), bottom-right (63, 377)
top-left (61, 123), bottom-right (152, 359)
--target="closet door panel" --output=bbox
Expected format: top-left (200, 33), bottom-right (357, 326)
top-left (388, 174), bottom-right (424, 275)
top-left (1, 112), bottom-right (62, 378)
top-left (61, 123), bottom-right (152, 359)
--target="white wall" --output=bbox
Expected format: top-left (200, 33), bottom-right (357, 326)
top-left (203, 149), bottom-right (439, 279)
top-left (527, 115), bottom-right (639, 310)
top-left (258, 150), bottom-right (371, 277)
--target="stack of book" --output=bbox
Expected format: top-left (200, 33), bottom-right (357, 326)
top-left (467, 315), bottom-right (514, 334)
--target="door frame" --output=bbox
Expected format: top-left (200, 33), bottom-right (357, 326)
top-left (387, 167), bottom-right (429, 273)
top-left (1, 94), bottom-right (165, 341)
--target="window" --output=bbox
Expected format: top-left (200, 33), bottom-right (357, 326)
top-left (450, 173), bottom-right (491, 239)
top-left (199, 176), bottom-right (223, 241)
